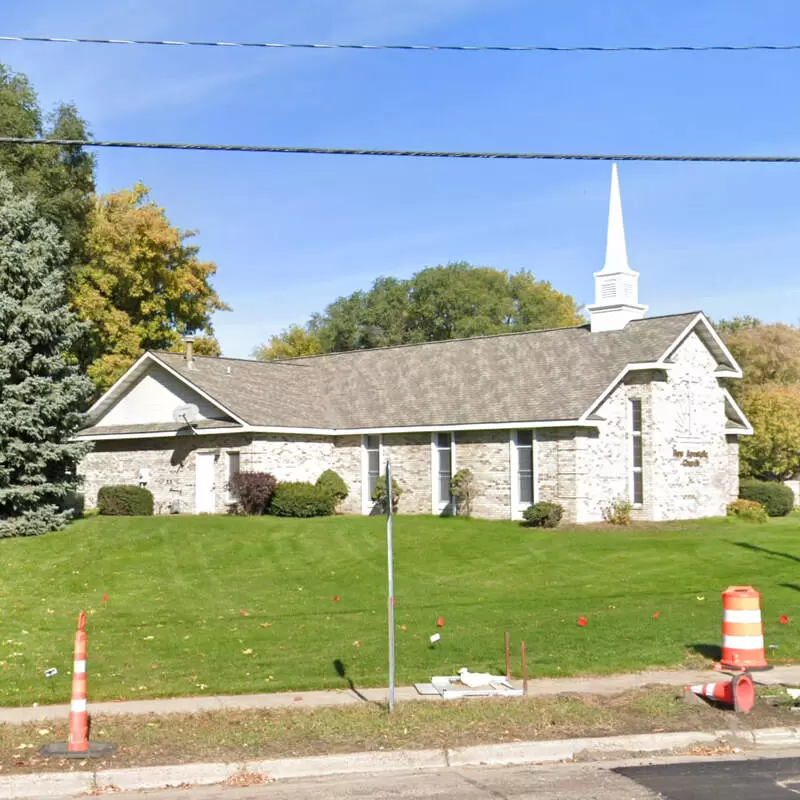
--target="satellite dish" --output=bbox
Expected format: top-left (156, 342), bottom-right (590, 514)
top-left (172, 403), bottom-right (200, 433)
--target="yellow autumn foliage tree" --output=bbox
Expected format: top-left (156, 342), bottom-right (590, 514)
top-left (70, 184), bottom-right (229, 393)
top-left (739, 385), bottom-right (800, 481)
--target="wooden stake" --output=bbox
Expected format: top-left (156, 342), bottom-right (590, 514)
top-left (505, 631), bottom-right (511, 681)
top-left (521, 641), bottom-right (528, 695)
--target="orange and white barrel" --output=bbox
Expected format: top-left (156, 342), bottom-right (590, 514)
top-left (719, 586), bottom-right (769, 671)
top-left (67, 612), bottom-right (89, 752)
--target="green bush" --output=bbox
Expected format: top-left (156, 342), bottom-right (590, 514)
top-left (97, 485), bottom-right (154, 516)
top-left (522, 501), bottom-right (564, 528)
top-left (739, 479), bottom-right (794, 517)
top-left (372, 476), bottom-right (403, 513)
top-left (727, 498), bottom-right (768, 524)
top-left (450, 468), bottom-right (476, 516)
top-left (269, 482), bottom-right (336, 517)
top-left (316, 470), bottom-right (349, 504)
top-left (602, 497), bottom-right (633, 526)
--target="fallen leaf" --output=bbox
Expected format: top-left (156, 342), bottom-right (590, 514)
top-left (352, 640), bottom-right (361, 648)
top-left (239, 610), bottom-right (248, 616)
top-left (577, 617), bottom-right (588, 627)
top-left (400, 624), bottom-right (407, 631)
top-left (259, 622), bottom-right (272, 628)
top-left (102, 594), bottom-right (108, 603)
top-left (242, 648), bottom-right (254, 655)
top-left (436, 617), bottom-right (444, 627)
top-left (332, 596), bottom-right (339, 602)
top-left (652, 611), bottom-right (661, 619)
top-left (781, 615), bottom-right (790, 624)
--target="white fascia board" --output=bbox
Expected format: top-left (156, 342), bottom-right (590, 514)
top-left (78, 418), bottom-right (599, 442)
top-left (85, 352), bottom-right (155, 416)
top-left (662, 313), bottom-right (743, 378)
top-left (723, 389), bottom-right (754, 436)
top-left (579, 361), bottom-right (670, 422)
top-left (76, 426), bottom-right (247, 441)
top-left (147, 353), bottom-right (249, 426)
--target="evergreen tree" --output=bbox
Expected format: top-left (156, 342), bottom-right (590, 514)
top-left (0, 172), bottom-right (92, 537)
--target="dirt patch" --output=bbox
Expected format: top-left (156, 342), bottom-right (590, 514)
top-left (1, 686), bottom-right (796, 775)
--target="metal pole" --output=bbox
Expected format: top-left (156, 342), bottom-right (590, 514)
top-left (386, 461), bottom-right (396, 713)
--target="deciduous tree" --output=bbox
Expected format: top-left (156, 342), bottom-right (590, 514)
top-left (253, 324), bottom-right (322, 360)
top-left (0, 172), bottom-right (92, 537)
top-left (0, 64), bottom-right (95, 267)
top-left (70, 184), bottom-right (229, 393)
top-left (256, 263), bottom-right (584, 357)
top-left (739, 385), bottom-right (800, 481)
top-left (721, 322), bottom-right (800, 395)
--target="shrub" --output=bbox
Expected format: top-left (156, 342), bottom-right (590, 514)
top-left (727, 498), bottom-right (768, 524)
top-left (372, 476), bottom-right (403, 513)
top-left (450, 468), bottom-right (476, 517)
top-left (316, 470), bottom-right (349, 504)
top-left (97, 485), bottom-right (154, 516)
top-left (602, 497), bottom-right (633, 526)
top-left (269, 482), bottom-right (336, 517)
top-left (228, 471), bottom-right (277, 515)
top-left (739, 479), bottom-right (794, 517)
top-left (522, 501), bottom-right (564, 528)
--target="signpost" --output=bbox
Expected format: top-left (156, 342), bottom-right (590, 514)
top-left (386, 461), bottom-right (396, 713)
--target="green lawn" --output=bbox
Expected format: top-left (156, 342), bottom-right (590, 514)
top-left (1, 513), bottom-right (799, 707)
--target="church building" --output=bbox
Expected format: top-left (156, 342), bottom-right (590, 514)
top-left (77, 165), bottom-right (751, 523)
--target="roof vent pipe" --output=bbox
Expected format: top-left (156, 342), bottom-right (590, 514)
top-left (183, 335), bottom-right (196, 369)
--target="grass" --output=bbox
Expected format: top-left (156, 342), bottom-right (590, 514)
top-left (1, 514), bottom-right (799, 707)
top-left (3, 687), bottom-right (797, 774)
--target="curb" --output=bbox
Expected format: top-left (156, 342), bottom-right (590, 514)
top-left (3, 726), bottom-right (800, 798)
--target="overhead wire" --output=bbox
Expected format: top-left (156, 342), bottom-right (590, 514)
top-left (0, 34), bottom-right (799, 53)
top-left (0, 137), bottom-right (797, 163)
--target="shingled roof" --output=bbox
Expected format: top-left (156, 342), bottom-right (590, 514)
top-left (86, 311), bottom-right (717, 434)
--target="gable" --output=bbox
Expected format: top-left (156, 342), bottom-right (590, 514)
top-left (94, 365), bottom-right (233, 428)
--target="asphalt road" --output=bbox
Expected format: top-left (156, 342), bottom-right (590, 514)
top-left (617, 756), bottom-right (800, 799)
top-left (37, 756), bottom-right (800, 799)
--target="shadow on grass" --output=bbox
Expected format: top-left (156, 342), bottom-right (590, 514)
top-left (780, 583), bottom-right (800, 593)
top-left (686, 643), bottom-right (722, 662)
top-left (731, 541), bottom-right (800, 563)
top-left (332, 659), bottom-right (385, 709)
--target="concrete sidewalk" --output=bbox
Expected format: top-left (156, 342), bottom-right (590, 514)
top-left (3, 665), bottom-right (800, 725)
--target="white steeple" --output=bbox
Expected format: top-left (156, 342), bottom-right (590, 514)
top-left (587, 163), bottom-right (648, 332)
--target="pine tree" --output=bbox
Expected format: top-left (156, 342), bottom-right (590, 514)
top-left (0, 172), bottom-right (92, 537)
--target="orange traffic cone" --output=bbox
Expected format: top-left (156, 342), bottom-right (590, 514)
top-left (40, 612), bottom-right (116, 759)
top-left (687, 672), bottom-right (755, 713)
top-left (716, 586), bottom-right (770, 671)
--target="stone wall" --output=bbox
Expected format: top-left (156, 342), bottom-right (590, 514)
top-left (382, 433), bottom-right (431, 514)
top-left (454, 431), bottom-right (511, 519)
top-left (79, 433), bottom-right (256, 515)
top-left (578, 331), bottom-right (741, 523)
top-left (331, 435), bottom-right (363, 515)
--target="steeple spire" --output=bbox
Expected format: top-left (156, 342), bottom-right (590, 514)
top-left (600, 162), bottom-right (631, 274)
top-left (586, 163), bottom-right (648, 332)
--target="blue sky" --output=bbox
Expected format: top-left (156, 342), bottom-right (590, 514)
top-left (2, 1), bottom-right (799, 356)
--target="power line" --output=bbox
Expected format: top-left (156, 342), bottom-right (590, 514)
top-left (1, 34), bottom-right (799, 53)
top-left (0, 136), bottom-right (798, 163)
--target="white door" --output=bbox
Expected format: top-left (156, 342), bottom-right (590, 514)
top-left (195, 453), bottom-right (216, 514)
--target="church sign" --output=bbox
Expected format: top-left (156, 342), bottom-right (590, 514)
top-left (673, 447), bottom-right (709, 468)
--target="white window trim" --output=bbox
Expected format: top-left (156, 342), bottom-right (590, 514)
top-left (361, 434), bottom-right (383, 515)
top-left (225, 450), bottom-right (240, 505)
top-left (510, 430), bottom-right (536, 520)
top-left (431, 432), bottom-right (456, 514)
top-left (630, 399), bottom-right (644, 508)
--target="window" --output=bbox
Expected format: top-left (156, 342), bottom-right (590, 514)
top-left (226, 451), bottom-right (240, 503)
top-left (434, 432), bottom-right (453, 511)
top-left (516, 430), bottom-right (534, 505)
top-left (631, 399), bottom-right (643, 505)
top-left (363, 435), bottom-right (381, 511)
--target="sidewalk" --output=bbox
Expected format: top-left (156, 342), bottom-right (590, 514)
top-left (3, 664), bottom-right (800, 724)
